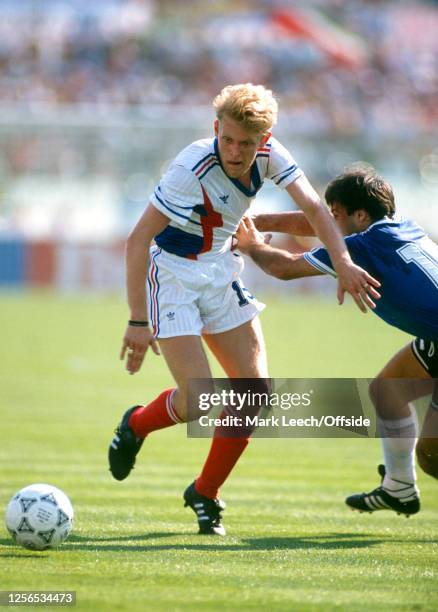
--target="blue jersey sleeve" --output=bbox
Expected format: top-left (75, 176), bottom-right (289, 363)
top-left (304, 218), bottom-right (438, 340)
top-left (303, 247), bottom-right (337, 277)
top-left (303, 234), bottom-right (371, 278)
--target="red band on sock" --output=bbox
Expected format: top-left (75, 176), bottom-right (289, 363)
top-left (128, 388), bottom-right (179, 437)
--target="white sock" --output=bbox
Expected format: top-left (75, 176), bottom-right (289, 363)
top-left (378, 405), bottom-right (419, 499)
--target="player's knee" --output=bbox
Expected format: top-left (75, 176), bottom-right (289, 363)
top-left (172, 389), bottom-right (188, 422)
top-left (368, 377), bottom-right (381, 410)
top-left (416, 439), bottom-right (438, 480)
top-left (368, 376), bottom-right (401, 418)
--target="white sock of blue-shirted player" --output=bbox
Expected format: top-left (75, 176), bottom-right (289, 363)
top-left (378, 405), bottom-right (419, 501)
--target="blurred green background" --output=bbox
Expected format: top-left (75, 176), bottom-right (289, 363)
top-left (1, 293), bottom-right (437, 611)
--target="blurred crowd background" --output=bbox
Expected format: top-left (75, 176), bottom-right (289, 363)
top-left (0, 0), bottom-right (437, 290)
top-left (2, 0), bottom-right (437, 127)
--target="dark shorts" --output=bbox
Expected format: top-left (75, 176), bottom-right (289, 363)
top-left (411, 338), bottom-right (438, 378)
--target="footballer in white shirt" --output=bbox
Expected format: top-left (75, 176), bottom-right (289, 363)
top-left (108, 83), bottom-right (380, 536)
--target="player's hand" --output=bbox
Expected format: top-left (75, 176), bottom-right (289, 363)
top-left (120, 325), bottom-right (160, 375)
top-left (336, 261), bottom-right (381, 312)
top-left (235, 216), bottom-right (272, 253)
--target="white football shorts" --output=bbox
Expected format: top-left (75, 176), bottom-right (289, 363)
top-left (147, 246), bottom-right (265, 338)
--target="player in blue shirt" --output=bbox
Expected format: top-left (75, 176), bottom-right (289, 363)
top-left (236, 165), bottom-right (438, 517)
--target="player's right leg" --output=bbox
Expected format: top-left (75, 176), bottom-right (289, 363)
top-left (416, 389), bottom-right (438, 479)
top-left (346, 341), bottom-right (434, 516)
top-left (415, 339), bottom-right (438, 480)
top-left (108, 335), bottom-right (212, 481)
top-left (109, 245), bottom-right (213, 481)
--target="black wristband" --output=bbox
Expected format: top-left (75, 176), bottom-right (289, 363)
top-left (128, 320), bottom-right (149, 327)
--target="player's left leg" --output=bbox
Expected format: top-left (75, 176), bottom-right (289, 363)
top-left (182, 254), bottom-right (267, 533)
top-left (414, 338), bottom-right (438, 479)
top-left (183, 317), bottom-right (269, 534)
top-left (188, 317), bottom-right (269, 499)
top-left (346, 342), bottom-right (434, 516)
top-left (203, 315), bottom-right (268, 379)
top-left (416, 383), bottom-right (438, 479)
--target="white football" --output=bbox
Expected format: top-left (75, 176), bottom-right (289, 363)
top-left (5, 484), bottom-right (74, 550)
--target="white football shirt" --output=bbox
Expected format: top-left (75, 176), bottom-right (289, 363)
top-left (150, 136), bottom-right (303, 260)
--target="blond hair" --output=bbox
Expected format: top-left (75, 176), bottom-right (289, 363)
top-left (213, 83), bottom-right (278, 135)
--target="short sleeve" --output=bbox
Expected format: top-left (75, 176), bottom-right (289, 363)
top-left (303, 233), bottom-right (367, 278)
top-left (303, 247), bottom-right (336, 277)
top-left (266, 137), bottom-right (304, 190)
top-left (150, 164), bottom-right (202, 227)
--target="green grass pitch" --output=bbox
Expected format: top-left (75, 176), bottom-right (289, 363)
top-left (1, 291), bottom-right (437, 611)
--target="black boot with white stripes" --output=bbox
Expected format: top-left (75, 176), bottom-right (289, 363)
top-left (108, 406), bottom-right (144, 481)
top-left (183, 481), bottom-right (226, 535)
top-left (345, 464), bottom-right (420, 517)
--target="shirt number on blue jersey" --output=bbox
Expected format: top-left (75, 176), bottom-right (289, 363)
top-left (397, 243), bottom-right (438, 289)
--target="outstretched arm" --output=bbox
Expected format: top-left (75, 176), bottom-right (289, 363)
top-left (254, 211), bottom-right (315, 236)
top-left (236, 217), bottom-right (322, 280)
top-left (285, 175), bottom-right (380, 312)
